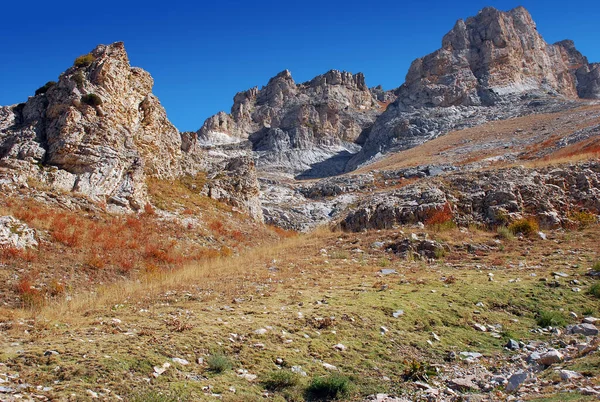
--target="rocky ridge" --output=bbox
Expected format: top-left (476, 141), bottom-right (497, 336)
top-left (196, 69), bottom-right (394, 177)
top-left (0, 43), bottom-right (264, 221)
top-left (339, 162), bottom-right (600, 232)
top-left (348, 7), bottom-right (600, 168)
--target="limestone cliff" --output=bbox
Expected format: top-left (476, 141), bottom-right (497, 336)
top-left (196, 69), bottom-right (392, 176)
top-left (349, 7), bottom-right (600, 170)
top-left (0, 42), bottom-right (181, 210)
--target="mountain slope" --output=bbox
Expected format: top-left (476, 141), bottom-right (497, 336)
top-left (348, 6), bottom-right (600, 169)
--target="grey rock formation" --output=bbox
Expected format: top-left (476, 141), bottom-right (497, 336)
top-left (0, 43), bottom-right (264, 221)
top-left (197, 69), bottom-right (390, 177)
top-left (0, 42), bottom-right (181, 210)
top-left (348, 7), bottom-right (600, 170)
top-left (339, 162), bottom-right (600, 232)
top-left (0, 216), bottom-right (38, 249)
top-left (202, 156), bottom-right (264, 222)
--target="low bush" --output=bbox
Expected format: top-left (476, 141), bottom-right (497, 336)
top-left (402, 359), bottom-right (437, 381)
top-left (73, 71), bottom-right (85, 87)
top-left (74, 53), bottom-right (96, 68)
top-left (305, 373), bottom-right (351, 400)
top-left (424, 202), bottom-right (455, 230)
top-left (508, 218), bottom-right (539, 237)
top-left (206, 353), bottom-right (232, 373)
top-left (589, 283), bottom-right (600, 299)
top-left (35, 81), bottom-right (56, 96)
top-left (81, 93), bottom-right (102, 107)
top-left (261, 370), bottom-right (301, 391)
top-left (569, 211), bottom-right (597, 229)
top-left (496, 225), bottom-right (515, 240)
top-left (536, 310), bottom-right (567, 327)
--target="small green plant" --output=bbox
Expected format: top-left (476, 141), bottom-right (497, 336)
top-left (434, 247), bottom-right (446, 259)
top-left (496, 225), bottom-right (515, 240)
top-left (261, 370), bottom-right (301, 391)
top-left (206, 352), bottom-right (232, 373)
top-left (582, 307), bottom-right (595, 317)
top-left (536, 310), bottom-right (567, 327)
top-left (402, 359), bottom-right (437, 381)
top-left (74, 53), bottom-right (96, 68)
top-left (330, 251), bottom-right (348, 260)
top-left (73, 71), bottom-right (85, 87)
top-left (305, 373), bottom-right (351, 400)
top-left (81, 93), bottom-right (102, 107)
top-left (508, 218), bottom-right (539, 237)
top-left (130, 390), bottom-right (179, 402)
top-left (35, 81), bottom-right (56, 96)
top-left (589, 283), bottom-right (600, 298)
top-left (378, 258), bottom-right (390, 268)
top-left (592, 261), bottom-right (600, 271)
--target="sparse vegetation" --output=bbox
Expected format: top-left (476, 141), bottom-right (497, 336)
top-left (81, 93), bottom-right (102, 107)
top-left (305, 373), bottom-right (352, 400)
top-left (74, 53), bottom-right (96, 67)
top-left (509, 217), bottom-right (539, 236)
top-left (536, 310), bottom-right (567, 328)
top-left (496, 225), bottom-right (515, 240)
top-left (589, 283), bottom-right (600, 299)
top-left (261, 370), bottom-right (301, 391)
top-left (206, 352), bottom-right (232, 373)
top-left (35, 81), bottom-right (56, 96)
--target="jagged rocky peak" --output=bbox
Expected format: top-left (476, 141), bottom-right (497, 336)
top-left (398, 6), bottom-right (599, 109)
top-left (0, 42), bottom-right (182, 210)
top-left (195, 68), bottom-right (390, 176)
top-left (347, 6), bottom-right (600, 171)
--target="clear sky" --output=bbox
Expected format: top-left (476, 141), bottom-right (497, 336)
top-left (1, 0), bottom-right (599, 132)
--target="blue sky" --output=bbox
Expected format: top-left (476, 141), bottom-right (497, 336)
top-left (1, 0), bottom-right (599, 132)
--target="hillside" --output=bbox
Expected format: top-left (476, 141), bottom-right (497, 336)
top-left (0, 5), bottom-right (599, 402)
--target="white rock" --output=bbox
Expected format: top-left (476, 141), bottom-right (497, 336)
top-left (322, 363), bottom-right (338, 371)
top-left (559, 370), bottom-right (582, 381)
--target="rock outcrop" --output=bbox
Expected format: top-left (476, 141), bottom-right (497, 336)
top-left (348, 7), bottom-right (600, 170)
top-left (0, 42), bottom-right (181, 210)
top-left (0, 42), bottom-right (264, 221)
top-left (338, 162), bottom-right (600, 232)
top-left (197, 69), bottom-right (392, 177)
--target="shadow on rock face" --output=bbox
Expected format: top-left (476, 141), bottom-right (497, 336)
top-left (295, 150), bottom-right (357, 180)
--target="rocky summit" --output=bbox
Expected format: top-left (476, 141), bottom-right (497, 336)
top-left (348, 6), bottom-right (600, 169)
top-left (195, 69), bottom-right (394, 178)
top-left (1, 5), bottom-right (600, 402)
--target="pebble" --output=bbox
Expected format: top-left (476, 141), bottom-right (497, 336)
top-left (559, 370), bottom-right (582, 381)
top-left (172, 358), bottom-right (189, 365)
top-left (333, 343), bottom-right (346, 351)
top-left (506, 372), bottom-right (528, 393)
top-left (537, 350), bottom-right (563, 365)
top-left (322, 363), bottom-right (337, 371)
top-left (472, 323), bottom-right (487, 332)
top-left (569, 323), bottom-right (599, 336)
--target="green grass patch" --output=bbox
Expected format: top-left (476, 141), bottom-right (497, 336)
top-left (207, 352), bottom-right (232, 373)
top-left (305, 373), bottom-right (352, 400)
top-left (536, 310), bottom-right (567, 327)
